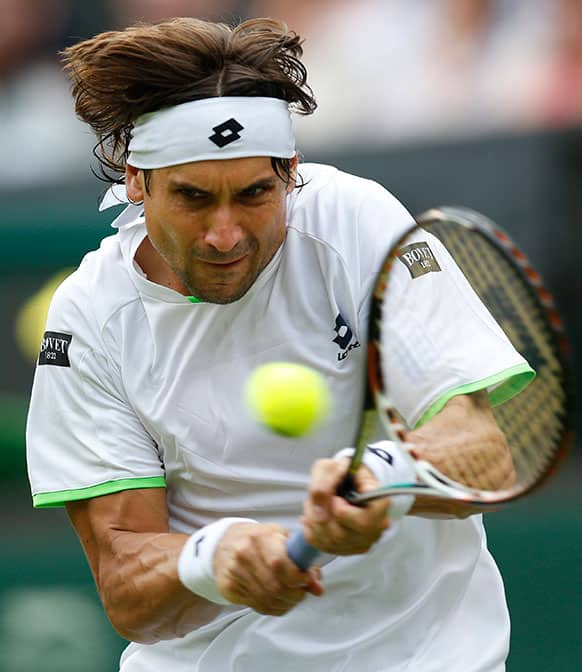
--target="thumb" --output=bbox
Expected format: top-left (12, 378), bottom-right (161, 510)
top-left (307, 458), bottom-right (349, 522)
top-left (309, 486), bottom-right (332, 522)
top-left (355, 465), bottom-right (381, 492)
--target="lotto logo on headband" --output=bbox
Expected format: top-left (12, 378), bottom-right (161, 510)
top-left (398, 242), bottom-right (441, 279)
top-left (127, 97), bottom-right (295, 168)
top-left (209, 118), bottom-right (244, 148)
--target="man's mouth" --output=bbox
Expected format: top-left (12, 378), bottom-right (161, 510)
top-left (202, 255), bottom-right (247, 268)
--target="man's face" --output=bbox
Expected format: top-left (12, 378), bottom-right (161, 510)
top-left (127, 156), bottom-right (296, 304)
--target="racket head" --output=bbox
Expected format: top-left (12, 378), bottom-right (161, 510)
top-left (350, 206), bottom-right (574, 505)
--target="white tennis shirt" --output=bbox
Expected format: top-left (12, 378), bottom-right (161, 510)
top-left (27, 164), bottom-right (532, 671)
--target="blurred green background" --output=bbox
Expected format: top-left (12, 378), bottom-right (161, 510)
top-left (2, 1), bottom-right (582, 671)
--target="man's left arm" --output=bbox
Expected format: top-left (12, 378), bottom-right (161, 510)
top-left (302, 390), bottom-right (511, 555)
top-left (406, 389), bottom-right (513, 519)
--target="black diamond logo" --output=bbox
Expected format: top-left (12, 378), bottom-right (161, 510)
top-left (209, 118), bottom-right (244, 148)
top-left (332, 313), bottom-right (353, 350)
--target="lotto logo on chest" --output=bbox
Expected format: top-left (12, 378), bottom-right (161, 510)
top-left (398, 242), bottom-right (441, 278)
top-left (333, 313), bottom-right (361, 362)
top-left (38, 331), bottom-right (72, 367)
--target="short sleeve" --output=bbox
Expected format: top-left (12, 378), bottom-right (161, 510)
top-left (355, 182), bottom-right (417, 314)
top-left (377, 230), bottom-right (534, 427)
top-left (26, 275), bottom-right (165, 508)
top-left (346, 183), bottom-right (534, 427)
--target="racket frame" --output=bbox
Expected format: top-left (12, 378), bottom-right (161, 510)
top-left (341, 206), bottom-right (574, 506)
top-left (287, 206), bottom-right (574, 570)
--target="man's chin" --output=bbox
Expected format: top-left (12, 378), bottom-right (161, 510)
top-left (186, 281), bottom-right (253, 305)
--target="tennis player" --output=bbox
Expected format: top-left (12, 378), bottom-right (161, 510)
top-left (27, 18), bottom-right (533, 671)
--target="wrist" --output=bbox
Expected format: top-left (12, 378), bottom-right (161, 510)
top-left (178, 517), bottom-right (258, 604)
top-left (334, 442), bottom-right (416, 520)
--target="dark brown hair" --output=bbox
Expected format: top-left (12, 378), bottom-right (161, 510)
top-left (61, 17), bottom-right (317, 186)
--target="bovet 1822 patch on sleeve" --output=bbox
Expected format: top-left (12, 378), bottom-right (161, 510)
top-left (397, 241), bottom-right (441, 278)
top-left (38, 331), bottom-right (72, 367)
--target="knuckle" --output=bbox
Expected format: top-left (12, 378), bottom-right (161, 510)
top-left (221, 584), bottom-right (242, 602)
top-left (219, 579), bottom-right (243, 602)
top-left (255, 601), bottom-right (291, 617)
top-left (309, 460), bottom-right (337, 486)
top-left (262, 580), bottom-right (281, 596)
top-left (268, 555), bottom-right (286, 574)
top-left (308, 483), bottom-right (328, 499)
top-left (264, 523), bottom-right (286, 536)
top-left (246, 528), bottom-right (263, 543)
top-left (361, 519), bottom-right (383, 537)
top-left (289, 589), bottom-right (306, 605)
top-left (250, 602), bottom-right (271, 615)
top-left (311, 458), bottom-right (334, 473)
top-left (303, 525), bottom-right (314, 544)
top-left (355, 545), bottom-right (371, 555)
top-left (233, 544), bottom-right (254, 565)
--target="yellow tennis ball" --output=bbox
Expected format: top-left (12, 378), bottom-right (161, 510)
top-left (15, 268), bottom-right (73, 363)
top-left (245, 362), bottom-right (331, 437)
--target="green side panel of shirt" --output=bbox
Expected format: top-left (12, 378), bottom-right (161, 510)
top-left (416, 362), bottom-right (536, 428)
top-left (33, 365), bottom-right (534, 506)
top-left (32, 476), bottom-right (167, 508)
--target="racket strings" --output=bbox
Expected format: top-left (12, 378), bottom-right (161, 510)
top-left (434, 432), bottom-right (516, 491)
top-left (495, 368), bottom-right (565, 481)
top-left (428, 223), bottom-right (568, 493)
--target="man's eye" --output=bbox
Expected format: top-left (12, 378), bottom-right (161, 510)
top-left (179, 189), bottom-right (206, 199)
top-left (242, 186), bottom-right (268, 198)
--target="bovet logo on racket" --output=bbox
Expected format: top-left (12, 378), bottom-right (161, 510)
top-left (398, 242), bottom-right (441, 278)
top-left (39, 331), bottom-right (72, 367)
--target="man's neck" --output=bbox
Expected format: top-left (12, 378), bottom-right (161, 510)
top-left (134, 236), bottom-right (189, 295)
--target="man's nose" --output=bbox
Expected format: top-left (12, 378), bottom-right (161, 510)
top-left (203, 206), bottom-right (245, 252)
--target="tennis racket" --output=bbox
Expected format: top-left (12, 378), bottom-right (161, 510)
top-left (287, 205), bottom-right (574, 570)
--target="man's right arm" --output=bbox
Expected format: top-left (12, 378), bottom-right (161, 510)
top-left (66, 487), bottom-right (323, 644)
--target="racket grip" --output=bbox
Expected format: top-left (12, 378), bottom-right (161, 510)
top-left (286, 530), bottom-right (320, 571)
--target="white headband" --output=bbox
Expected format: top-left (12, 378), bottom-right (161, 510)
top-left (128, 96), bottom-right (296, 169)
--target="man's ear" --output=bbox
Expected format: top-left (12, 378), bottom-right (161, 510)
top-left (125, 164), bottom-right (146, 203)
top-left (286, 154), bottom-right (299, 194)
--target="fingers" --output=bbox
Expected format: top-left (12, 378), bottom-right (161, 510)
top-left (212, 454), bottom-right (393, 616)
top-left (306, 458), bottom-right (348, 524)
top-left (303, 460), bottom-right (391, 556)
top-left (303, 566), bottom-right (324, 596)
top-left (214, 523), bottom-right (324, 616)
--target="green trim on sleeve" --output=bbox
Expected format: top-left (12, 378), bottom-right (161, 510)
top-left (32, 476), bottom-right (167, 509)
top-left (416, 362), bottom-right (535, 428)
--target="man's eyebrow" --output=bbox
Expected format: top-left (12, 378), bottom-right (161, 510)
top-left (168, 175), bottom-right (278, 194)
top-left (169, 180), bottom-right (211, 194)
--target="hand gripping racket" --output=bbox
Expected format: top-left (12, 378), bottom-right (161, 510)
top-left (287, 206), bottom-right (574, 570)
